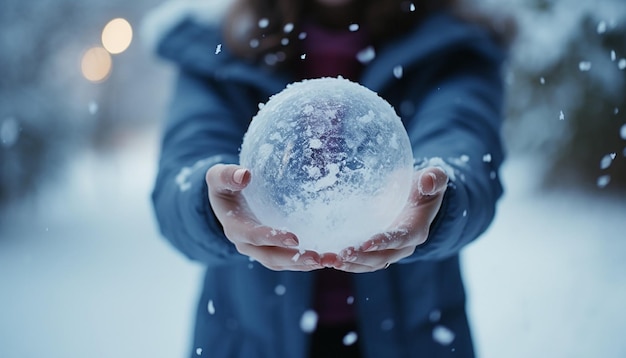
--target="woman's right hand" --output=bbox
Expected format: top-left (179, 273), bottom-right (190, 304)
top-left (206, 164), bottom-right (326, 271)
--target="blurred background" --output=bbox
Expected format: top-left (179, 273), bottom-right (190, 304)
top-left (0, 0), bottom-right (624, 357)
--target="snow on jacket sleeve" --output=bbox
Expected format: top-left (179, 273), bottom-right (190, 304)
top-left (151, 69), bottom-right (250, 264)
top-left (402, 40), bottom-right (506, 262)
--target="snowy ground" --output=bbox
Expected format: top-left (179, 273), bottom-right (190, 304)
top-left (1, 128), bottom-right (625, 358)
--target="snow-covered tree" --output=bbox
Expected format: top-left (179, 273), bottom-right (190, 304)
top-left (479, 0), bottom-right (626, 191)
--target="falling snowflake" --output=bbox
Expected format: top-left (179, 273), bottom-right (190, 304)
top-left (196, 348), bottom-right (203, 356)
top-left (432, 325), bottom-right (456, 346)
top-left (578, 61), bottom-right (592, 71)
top-left (559, 110), bottom-right (565, 120)
top-left (274, 284), bottom-right (286, 296)
top-left (88, 101), bottom-right (98, 115)
top-left (393, 65), bottom-right (403, 79)
top-left (258, 18), bottom-right (269, 28)
top-left (349, 24), bottom-right (359, 32)
top-left (380, 318), bottom-right (394, 331)
top-left (343, 331), bottom-right (358, 346)
top-left (618, 59), bottom-right (626, 70)
top-left (207, 300), bottom-right (215, 315)
top-left (215, 44), bottom-right (222, 55)
top-left (597, 21), bottom-right (607, 34)
top-left (429, 310), bottom-right (441, 322)
top-left (600, 153), bottom-right (616, 170)
top-left (300, 310), bottom-right (318, 333)
top-left (597, 175), bottom-right (611, 188)
top-left (0, 116), bottom-right (20, 148)
top-left (356, 46), bottom-right (376, 64)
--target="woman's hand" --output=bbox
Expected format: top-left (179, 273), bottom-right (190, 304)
top-left (333, 166), bottom-right (449, 273)
top-left (206, 164), bottom-right (325, 271)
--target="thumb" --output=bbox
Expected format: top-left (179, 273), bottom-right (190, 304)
top-left (206, 164), bottom-right (251, 194)
top-left (417, 167), bottom-right (448, 196)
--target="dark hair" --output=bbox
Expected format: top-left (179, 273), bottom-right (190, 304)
top-left (222, 0), bottom-right (514, 68)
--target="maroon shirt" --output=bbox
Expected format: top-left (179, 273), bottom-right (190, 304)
top-left (298, 21), bottom-right (371, 325)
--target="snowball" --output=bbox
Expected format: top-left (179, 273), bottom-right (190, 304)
top-left (240, 77), bottom-right (413, 253)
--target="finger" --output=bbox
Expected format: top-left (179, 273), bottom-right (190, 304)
top-left (206, 166), bottom-right (300, 248)
top-left (359, 171), bottom-right (446, 252)
top-left (416, 167), bottom-right (448, 197)
top-left (337, 247), bottom-right (414, 273)
top-left (205, 164), bottom-right (251, 195)
top-left (239, 245), bottom-right (323, 271)
top-left (217, 208), bottom-right (300, 248)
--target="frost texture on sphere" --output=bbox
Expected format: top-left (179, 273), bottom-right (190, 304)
top-left (240, 77), bottom-right (413, 253)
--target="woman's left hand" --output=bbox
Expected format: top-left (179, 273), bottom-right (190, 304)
top-left (327, 166), bottom-right (449, 273)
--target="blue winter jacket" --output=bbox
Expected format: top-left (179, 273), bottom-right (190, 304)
top-left (150, 5), bottom-right (506, 358)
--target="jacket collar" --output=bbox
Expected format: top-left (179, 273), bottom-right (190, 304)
top-left (143, 4), bottom-right (503, 95)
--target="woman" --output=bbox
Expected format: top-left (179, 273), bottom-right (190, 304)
top-left (146, 0), bottom-right (511, 356)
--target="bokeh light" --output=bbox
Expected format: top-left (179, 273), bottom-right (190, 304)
top-left (101, 18), bottom-right (133, 54)
top-left (81, 46), bottom-right (112, 82)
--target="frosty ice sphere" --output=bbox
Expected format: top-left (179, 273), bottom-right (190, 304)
top-left (239, 77), bottom-right (414, 254)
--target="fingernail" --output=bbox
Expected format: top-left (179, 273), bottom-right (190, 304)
top-left (419, 172), bottom-right (437, 195)
top-left (233, 169), bottom-right (247, 184)
top-left (304, 258), bottom-right (318, 266)
top-left (283, 237), bottom-right (299, 247)
top-left (345, 255), bottom-right (357, 263)
top-left (364, 245), bottom-right (378, 252)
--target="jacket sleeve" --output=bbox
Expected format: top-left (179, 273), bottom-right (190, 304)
top-left (402, 43), bottom-right (506, 262)
top-left (151, 69), bottom-right (250, 265)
